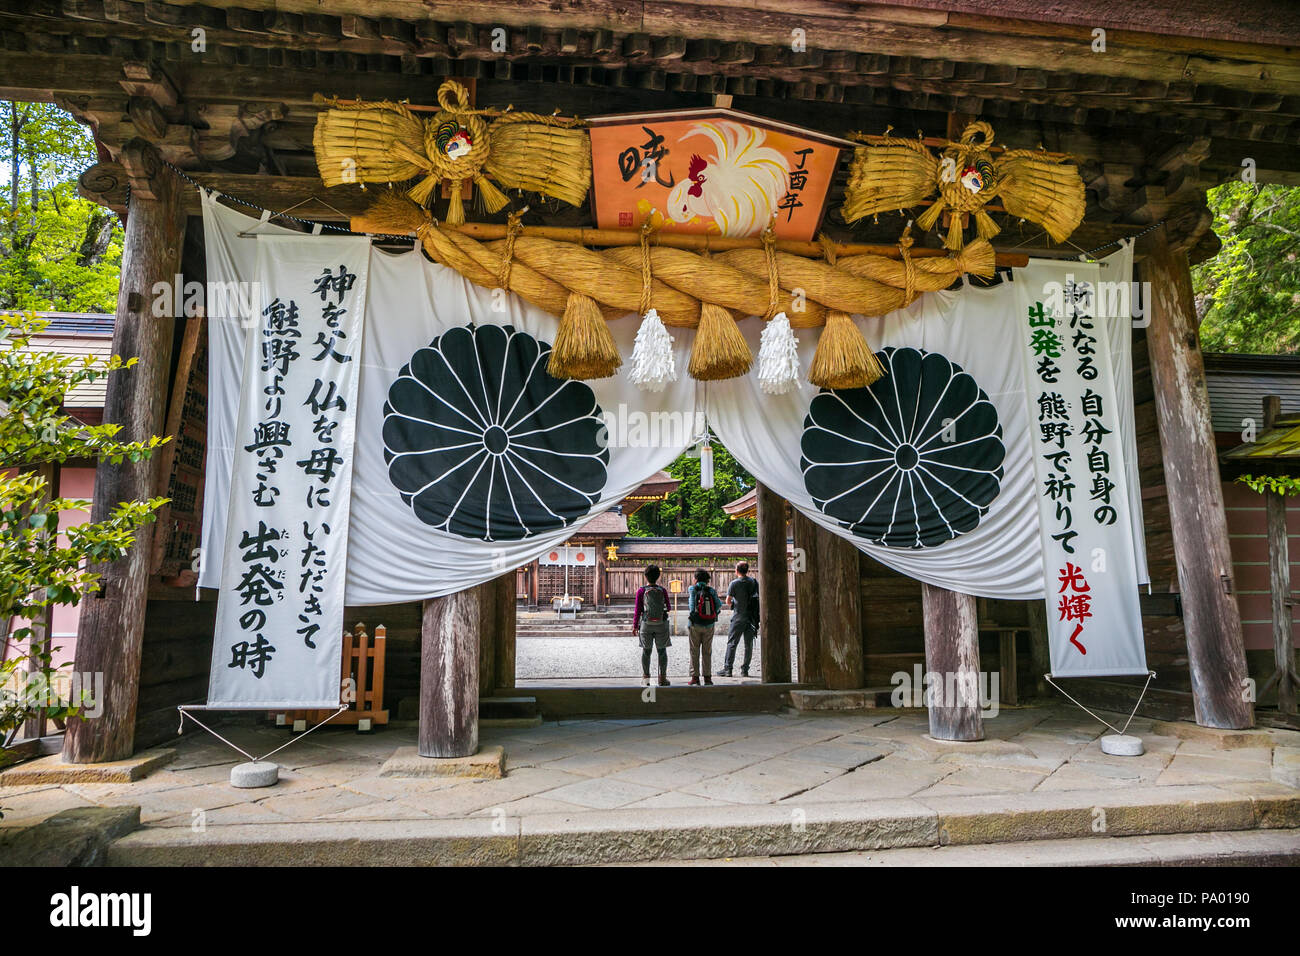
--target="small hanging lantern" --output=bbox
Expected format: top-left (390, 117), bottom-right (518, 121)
top-left (699, 439), bottom-right (715, 490)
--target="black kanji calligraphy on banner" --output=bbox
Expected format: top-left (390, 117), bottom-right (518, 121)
top-left (382, 324), bottom-right (610, 541)
top-left (800, 346), bottom-right (1006, 548)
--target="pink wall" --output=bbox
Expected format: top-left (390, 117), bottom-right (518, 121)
top-left (1223, 480), bottom-right (1300, 653)
top-left (1, 466), bottom-right (94, 671)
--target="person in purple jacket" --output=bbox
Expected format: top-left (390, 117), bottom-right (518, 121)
top-left (632, 565), bottom-right (672, 687)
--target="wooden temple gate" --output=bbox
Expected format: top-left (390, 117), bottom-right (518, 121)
top-left (10, 0), bottom-right (1297, 762)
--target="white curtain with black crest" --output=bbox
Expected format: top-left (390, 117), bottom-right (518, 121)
top-left (200, 197), bottom-right (698, 606)
top-left (202, 194), bottom-right (1145, 613)
top-left (707, 282), bottom-right (1045, 598)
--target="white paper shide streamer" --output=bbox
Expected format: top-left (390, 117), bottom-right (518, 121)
top-left (627, 308), bottom-right (678, 392)
top-left (756, 311), bottom-right (801, 394)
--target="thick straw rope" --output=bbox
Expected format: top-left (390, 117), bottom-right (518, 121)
top-left (371, 194), bottom-right (992, 330)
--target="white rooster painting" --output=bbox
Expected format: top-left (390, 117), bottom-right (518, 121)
top-left (661, 121), bottom-right (792, 237)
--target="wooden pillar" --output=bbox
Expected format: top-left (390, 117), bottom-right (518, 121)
top-left (791, 510), bottom-right (822, 685)
top-left (817, 525), bottom-right (863, 689)
top-left (1140, 227), bottom-right (1253, 729)
top-left (420, 589), bottom-right (479, 758)
top-left (1026, 599), bottom-right (1051, 699)
top-left (921, 583), bottom-right (984, 741)
top-left (477, 580), bottom-right (497, 697)
top-left (1262, 396), bottom-right (1298, 715)
top-left (65, 140), bottom-right (184, 763)
top-left (493, 570), bottom-right (517, 691)
top-left (756, 483), bottom-right (792, 683)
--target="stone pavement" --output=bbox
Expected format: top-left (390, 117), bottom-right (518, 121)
top-left (2, 704), bottom-right (1298, 865)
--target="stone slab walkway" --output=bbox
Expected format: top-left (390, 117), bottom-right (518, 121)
top-left (2, 705), bottom-right (1297, 865)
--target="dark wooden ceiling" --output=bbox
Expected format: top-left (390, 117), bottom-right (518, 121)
top-left (6, 0), bottom-right (1300, 260)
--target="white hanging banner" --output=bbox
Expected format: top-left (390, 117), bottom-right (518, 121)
top-left (1015, 260), bottom-right (1147, 677)
top-left (1096, 241), bottom-right (1150, 587)
top-left (208, 235), bottom-right (371, 708)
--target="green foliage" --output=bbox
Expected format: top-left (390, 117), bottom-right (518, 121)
top-left (0, 311), bottom-right (168, 766)
top-left (1193, 182), bottom-right (1300, 355)
top-left (628, 440), bottom-right (757, 537)
top-left (1235, 473), bottom-right (1300, 497)
top-left (0, 101), bottom-right (122, 313)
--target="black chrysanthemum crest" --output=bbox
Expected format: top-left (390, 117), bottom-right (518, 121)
top-left (800, 346), bottom-right (1005, 549)
top-left (382, 324), bottom-right (610, 541)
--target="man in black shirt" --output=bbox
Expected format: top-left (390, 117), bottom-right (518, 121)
top-left (719, 561), bottom-right (760, 678)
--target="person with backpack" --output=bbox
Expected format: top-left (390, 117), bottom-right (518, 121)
top-left (686, 568), bottom-right (721, 686)
top-left (632, 564), bottom-right (672, 687)
top-left (719, 561), bottom-right (760, 678)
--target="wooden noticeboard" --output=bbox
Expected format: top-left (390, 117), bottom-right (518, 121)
top-left (151, 315), bottom-right (209, 582)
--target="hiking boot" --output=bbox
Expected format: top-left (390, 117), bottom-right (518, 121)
top-left (658, 676), bottom-right (670, 687)
top-left (703, 676), bottom-right (713, 686)
top-left (688, 677), bottom-right (700, 686)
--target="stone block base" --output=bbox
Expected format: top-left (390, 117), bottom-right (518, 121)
top-left (790, 688), bottom-right (892, 712)
top-left (0, 748), bottom-right (174, 785)
top-left (379, 745), bottom-right (505, 779)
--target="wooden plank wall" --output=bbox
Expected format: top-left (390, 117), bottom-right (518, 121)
top-left (133, 594), bottom-right (217, 749)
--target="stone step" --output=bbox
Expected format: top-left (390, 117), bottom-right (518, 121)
top-left (479, 696), bottom-right (539, 720)
top-left (104, 782), bottom-right (1299, 867)
top-left (790, 688), bottom-right (896, 712)
top-left (633, 829), bottom-right (1300, 867)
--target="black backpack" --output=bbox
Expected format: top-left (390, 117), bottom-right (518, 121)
top-left (643, 584), bottom-right (667, 623)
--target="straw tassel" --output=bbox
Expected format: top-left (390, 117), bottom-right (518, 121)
top-left (405, 173), bottom-right (440, 207)
top-left (474, 174), bottom-right (510, 214)
top-left (444, 180), bottom-right (467, 226)
top-left (548, 291), bottom-right (622, 380)
top-left (944, 211), bottom-right (966, 251)
top-left (756, 312), bottom-right (801, 395)
top-left (808, 310), bottom-right (885, 390)
top-left (973, 208), bottom-right (1000, 241)
top-left (688, 303), bottom-right (752, 381)
top-left (915, 200), bottom-right (944, 233)
top-left (628, 308), bottom-right (678, 392)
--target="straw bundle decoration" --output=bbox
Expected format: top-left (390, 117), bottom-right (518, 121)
top-left (809, 311), bottom-right (885, 389)
top-left (313, 101), bottom-right (427, 186)
top-left (843, 121), bottom-right (1084, 251)
top-left (361, 195), bottom-right (996, 382)
top-left (689, 301), bottom-right (752, 381)
top-left (549, 291), bottom-right (622, 380)
top-left (313, 80), bottom-right (591, 222)
top-left (806, 234), bottom-right (882, 390)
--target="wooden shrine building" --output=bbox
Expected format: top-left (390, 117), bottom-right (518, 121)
top-left (5, 0), bottom-right (1300, 763)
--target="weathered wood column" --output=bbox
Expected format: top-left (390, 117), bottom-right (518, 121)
top-left (477, 580), bottom-right (497, 697)
top-left (420, 589), bottom-right (480, 758)
top-left (791, 509), bottom-right (823, 685)
top-left (756, 483), bottom-right (792, 683)
top-left (921, 583), bottom-right (984, 741)
top-left (493, 570), bottom-right (518, 691)
top-left (1140, 227), bottom-right (1253, 728)
top-left (1262, 396), bottom-right (1298, 715)
top-left (817, 525), bottom-right (863, 689)
top-left (65, 140), bottom-right (184, 764)
top-left (1026, 599), bottom-right (1052, 699)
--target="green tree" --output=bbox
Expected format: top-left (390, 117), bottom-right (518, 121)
top-left (1, 312), bottom-right (167, 771)
top-left (0, 101), bottom-right (121, 313)
top-left (1193, 182), bottom-right (1300, 355)
top-left (628, 439), bottom-right (757, 537)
